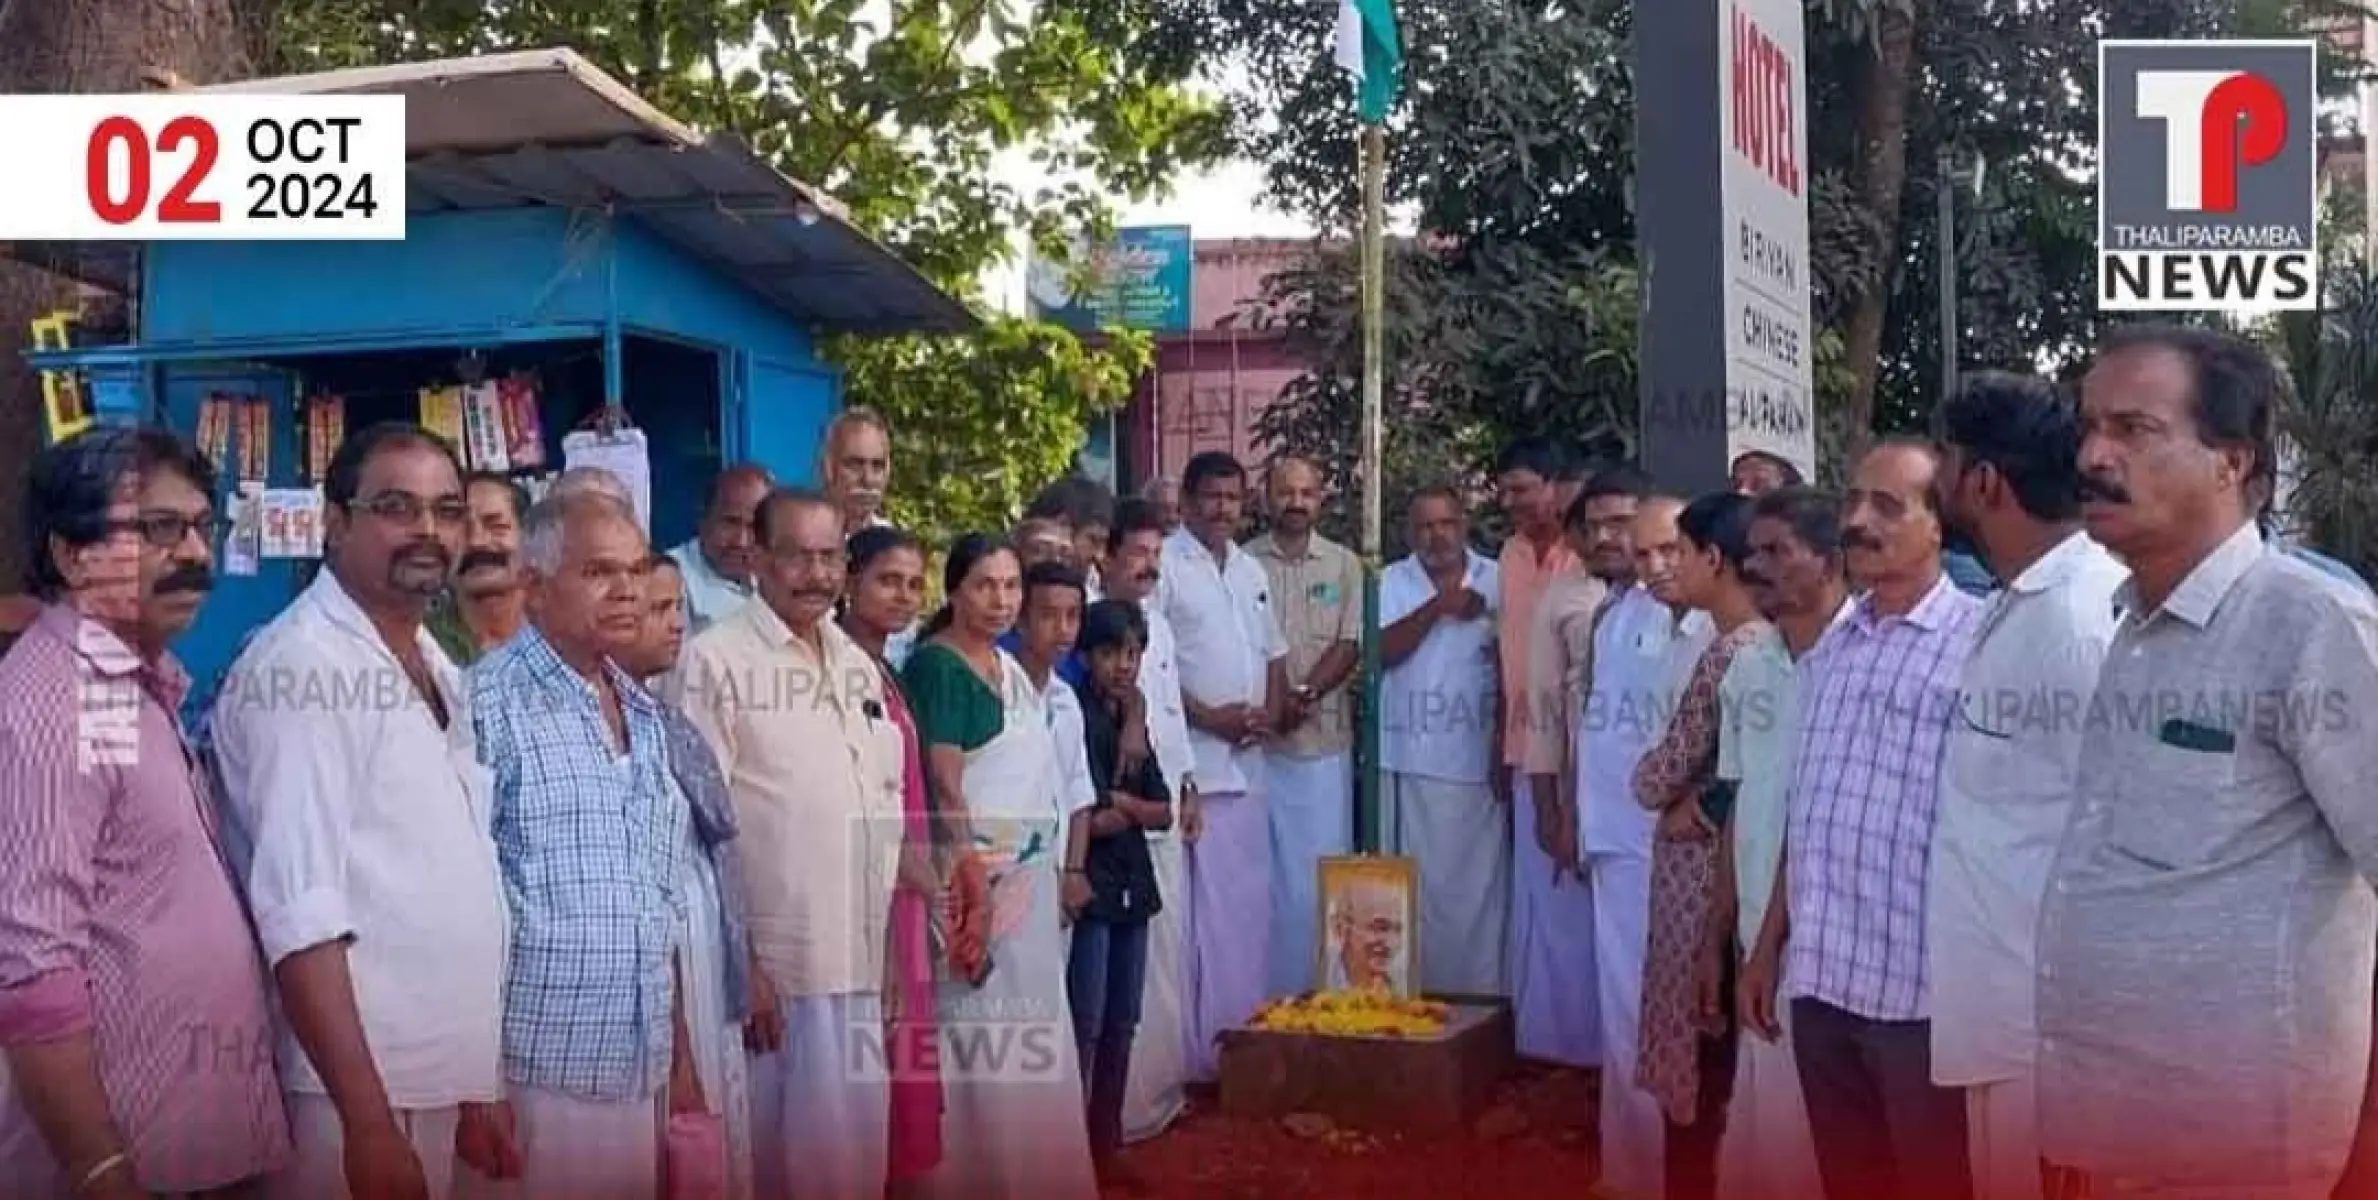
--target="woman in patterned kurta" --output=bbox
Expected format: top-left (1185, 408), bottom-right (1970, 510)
top-left (1631, 493), bottom-right (1771, 1200)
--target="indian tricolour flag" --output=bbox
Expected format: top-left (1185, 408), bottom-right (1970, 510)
top-left (1333, 0), bottom-right (1402, 124)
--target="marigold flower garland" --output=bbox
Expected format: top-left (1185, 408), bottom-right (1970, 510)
top-left (1248, 988), bottom-right (1452, 1038)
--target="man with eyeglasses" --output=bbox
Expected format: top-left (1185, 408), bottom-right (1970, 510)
top-left (0, 426), bottom-right (289, 1200)
top-left (668, 486), bottom-right (906, 1200)
top-left (212, 422), bottom-right (510, 1200)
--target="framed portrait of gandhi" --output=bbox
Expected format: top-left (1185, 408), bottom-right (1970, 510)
top-left (1315, 855), bottom-right (1419, 998)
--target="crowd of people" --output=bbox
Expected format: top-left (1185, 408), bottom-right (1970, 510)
top-left (1, 319), bottom-right (2376, 1200)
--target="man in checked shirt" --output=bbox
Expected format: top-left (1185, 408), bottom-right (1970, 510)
top-left (464, 491), bottom-right (702, 1198)
top-left (1769, 439), bottom-right (1983, 1200)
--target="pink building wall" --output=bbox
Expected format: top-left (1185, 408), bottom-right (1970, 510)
top-left (1125, 238), bottom-right (1328, 483)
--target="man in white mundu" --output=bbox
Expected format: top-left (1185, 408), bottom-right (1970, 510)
top-left (670, 487), bottom-right (904, 1200)
top-left (1159, 451), bottom-right (1288, 1081)
top-left (213, 424), bottom-right (509, 1200)
top-left (1101, 498), bottom-right (1201, 1141)
top-left (1378, 485), bottom-right (1507, 995)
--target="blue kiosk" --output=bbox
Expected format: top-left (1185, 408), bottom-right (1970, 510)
top-left (10, 49), bottom-right (974, 696)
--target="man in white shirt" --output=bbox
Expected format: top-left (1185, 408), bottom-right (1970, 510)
top-left (666, 464), bottom-right (772, 631)
top-left (1158, 451), bottom-right (1288, 1081)
top-left (1575, 476), bottom-right (1712, 1200)
top-left (212, 424), bottom-right (510, 1200)
top-left (1379, 485), bottom-right (1506, 995)
top-left (1929, 373), bottom-right (2127, 1200)
top-left (1102, 497), bottom-right (1200, 1140)
top-left (1720, 486), bottom-right (1849, 1200)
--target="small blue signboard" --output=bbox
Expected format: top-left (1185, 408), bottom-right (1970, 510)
top-left (1027, 225), bottom-right (1194, 333)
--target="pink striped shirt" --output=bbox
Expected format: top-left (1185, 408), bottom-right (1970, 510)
top-left (0, 605), bottom-right (288, 1194)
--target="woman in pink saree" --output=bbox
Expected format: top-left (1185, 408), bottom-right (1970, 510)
top-left (841, 525), bottom-right (945, 1187)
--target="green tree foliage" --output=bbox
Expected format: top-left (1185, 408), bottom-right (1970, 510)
top-left (1175, 0), bottom-right (2365, 513)
top-left (256, 0), bottom-right (1229, 543)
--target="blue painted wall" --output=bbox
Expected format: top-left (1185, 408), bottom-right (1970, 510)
top-left (160, 363), bottom-right (302, 719)
top-left (64, 206), bottom-right (851, 714)
top-left (610, 225), bottom-right (835, 489)
top-left (143, 209), bottom-right (612, 349)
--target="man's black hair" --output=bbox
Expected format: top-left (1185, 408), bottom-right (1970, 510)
top-left (24, 425), bottom-right (219, 599)
top-left (2095, 322), bottom-right (2279, 494)
top-left (1939, 370), bottom-right (2084, 522)
top-left (1181, 451), bottom-right (1245, 498)
top-left (1108, 496), bottom-right (1167, 556)
top-left (1749, 486), bottom-right (1844, 558)
top-left (323, 422), bottom-right (462, 510)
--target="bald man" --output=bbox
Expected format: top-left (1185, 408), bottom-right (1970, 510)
top-left (1246, 456), bottom-right (1362, 995)
top-left (1324, 877), bottom-right (1411, 994)
top-left (668, 464), bottom-right (773, 632)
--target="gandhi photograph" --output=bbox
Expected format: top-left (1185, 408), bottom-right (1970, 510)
top-left (1316, 857), bottom-right (1418, 997)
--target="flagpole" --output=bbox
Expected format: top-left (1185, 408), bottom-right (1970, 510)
top-left (1357, 120), bottom-right (1386, 854)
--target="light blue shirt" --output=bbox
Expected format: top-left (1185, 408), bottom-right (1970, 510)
top-left (667, 539), bottom-right (753, 634)
top-left (472, 628), bottom-right (690, 1102)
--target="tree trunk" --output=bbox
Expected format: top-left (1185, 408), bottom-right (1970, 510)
top-left (1837, 0), bottom-right (1918, 456)
top-left (0, 0), bottom-right (249, 592)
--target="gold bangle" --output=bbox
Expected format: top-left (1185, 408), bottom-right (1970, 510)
top-left (76, 1151), bottom-right (128, 1193)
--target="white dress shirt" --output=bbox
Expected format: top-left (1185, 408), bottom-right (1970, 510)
top-left (1929, 531), bottom-right (2127, 1086)
top-left (1156, 528), bottom-right (1287, 794)
top-left (1378, 552), bottom-right (1502, 787)
top-left (1582, 586), bottom-right (1711, 860)
top-left (1041, 668), bottom-right (1099, 817)
top-left (1136, 601), bottom-right (1198, 811)
top-left (210, 571), bottom-right (509, 1108)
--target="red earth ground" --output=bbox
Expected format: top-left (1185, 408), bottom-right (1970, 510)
top-left (1109, 1064), bottom-right (1600, 1199)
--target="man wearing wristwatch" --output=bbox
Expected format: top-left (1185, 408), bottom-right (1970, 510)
top-left (1246, 456), bottom-right (1364, 997)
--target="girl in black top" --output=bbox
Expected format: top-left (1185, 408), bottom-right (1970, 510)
top-left (1064, 599), bottom-right (1171, 1188)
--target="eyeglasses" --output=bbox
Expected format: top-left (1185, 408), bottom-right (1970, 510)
top-left (353, 492), bottom-right (470, 527)
top-left (772, 547), bottom-right (845, 571)
top-left (109, 511), bottom-right (229, 549)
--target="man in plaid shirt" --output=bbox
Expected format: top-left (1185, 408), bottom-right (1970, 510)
top-left (465, 490), bottom-right (701, 1197)
top-left (1778, 440), bottom-right (1984, 1200)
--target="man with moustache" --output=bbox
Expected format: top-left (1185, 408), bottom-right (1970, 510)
top-left (1925, 373), bottom-right (2126, 1200)
top-left (670, 487), bottom-right (906, 1199)
top-left (1247, 455), bottom-right (1363, 995)
top-left (1159, 451), bottom-right (1288, 1082)
top-left (0, 427), bottom-right (289, 1200)
top-left (2038, 325), bottom-right (2378, 1200)
top-left (1494, 438), bottom-right (1598, 1068)
top-left (669, 464), bottom-right (774, 632)
top-left (1101, 497), bottom-right (1201, 1143)
top-left (822, 408), bottom-right (894, 531)
top-left (429, 471), bottom-right (530, 664)
top-left (1725, 486), bottom-right (1847, 1200)
top-left (1379, 484), bottom-right (1505, 995)
top-left (464, 491), bottom-right (698, 1197)
top-left (1553, 475), bottom-right (1714, 1199)
top-left (1779, 440), bottom-right (1982, 1200)
top-left (212, 423), bottom-right (509, 1200)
